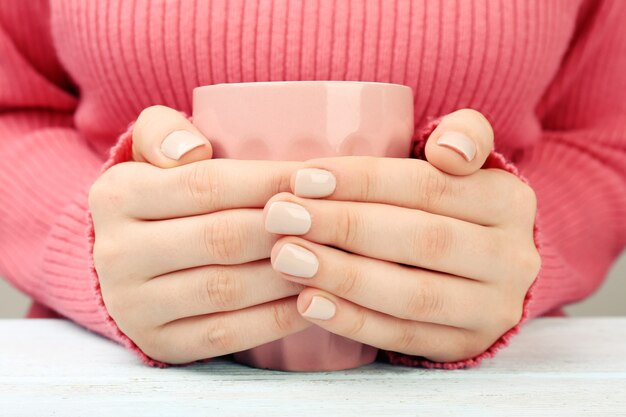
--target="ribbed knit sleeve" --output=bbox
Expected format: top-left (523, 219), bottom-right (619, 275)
top-left (0, 2), bottom-right (153, 364)
top-left (516, 0), bottom-right (626, 314)
top-left (385, 0), bottom-right (626, 369)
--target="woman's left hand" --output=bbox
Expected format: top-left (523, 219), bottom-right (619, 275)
top-left (263, 109), bottom-right (540, 363)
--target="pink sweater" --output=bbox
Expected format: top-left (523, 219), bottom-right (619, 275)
top-left (1, 0), bottom-right (625, 369)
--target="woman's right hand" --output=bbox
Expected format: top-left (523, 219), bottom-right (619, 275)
top-left (88, 106), bottom-right (310, 364)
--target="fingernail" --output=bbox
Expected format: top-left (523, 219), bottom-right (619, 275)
top-left (302, 296), bottom-right (336, 320)
top-left (161, 130), bottom-right (206, 160)
top-left (273, 244), bottom-right (319, 278)
top-left (436, 132), bottom-right (476, 162)
top-left (265, 202), bottom-right (311, 235)
top-left (294, 168), bottom-right (336, 198)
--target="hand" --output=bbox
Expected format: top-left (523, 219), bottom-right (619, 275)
top-left (263, 109), bottom-right (540, 363)
top-left (89, 106), bottom-right (310, 364)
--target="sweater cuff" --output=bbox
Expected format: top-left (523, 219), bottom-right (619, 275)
top-left (383, 120), bottom-right (543, 369)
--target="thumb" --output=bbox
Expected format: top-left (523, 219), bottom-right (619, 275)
top-left (132, 105), bottom-right (213, 168)
top-left (424, 108), bottom-right (494, 176)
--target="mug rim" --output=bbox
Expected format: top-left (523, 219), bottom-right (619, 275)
top-left (194, 80), bottom-right (412, 94)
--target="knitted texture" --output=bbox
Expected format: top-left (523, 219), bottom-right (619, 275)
top-left (1, 0), bottom-right (625, 368)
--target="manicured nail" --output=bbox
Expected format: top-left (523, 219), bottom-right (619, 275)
top-left (265, 202), bottom-right (311, 235)
top-left (294, 168), bottom-right (336, 198)
top-left (436, 132), bottom-right (476, 162)
top-left (273, 244), bottom-right (319, 278)
top-left (302, 296), bottom-right (336, 320)
top-left (161, 130), bottom-right (206, 160)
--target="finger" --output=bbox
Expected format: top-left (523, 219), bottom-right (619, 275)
top-left (295, 289), bottom-right (473, 363)
top-left (270, 237), bottom-right (486, 329)
top-left (153, 297), bottom-right (311, 364)
top-left (424, 108), bottom-right (494, 176)
top-left (118, 159), bottom-right (300, 220)
top-left (264, 193), bottom-right (504, 281)
top-left (132, 105), bottom-right (213, 167)
top-left (119, 209), bottom-right (276, 279)
top-left (290, 157), bottom-right (517, 226)
top-left (140, 260), bottom-right (304, 325)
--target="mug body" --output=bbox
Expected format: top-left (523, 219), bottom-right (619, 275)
top-left (192, 81), bottom-right (414, 371)
top-left (193, 81), bottom-right (414, 160)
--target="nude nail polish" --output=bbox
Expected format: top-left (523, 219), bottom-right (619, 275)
top-left (265, 202), bottom-right (311, 235)
top-left (273, 244), bottom-right (319, 278)
top-left (302, 296), bottom-right (336, 320)
top-left (294, 168), bottom-right (336, 198)
top-left (161, 130), bottom-right (205, 160)
top-left (436, 132), bottom-right (477, 161)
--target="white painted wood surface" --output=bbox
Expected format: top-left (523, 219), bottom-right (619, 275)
top-left (0, 318), bottom-right (625, 416)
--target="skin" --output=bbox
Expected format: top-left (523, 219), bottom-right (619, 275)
top-left (89, 106), bottom-right (539, 364)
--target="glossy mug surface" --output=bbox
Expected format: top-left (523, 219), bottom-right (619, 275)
top-left (193, 81), bottom-right (414, 371)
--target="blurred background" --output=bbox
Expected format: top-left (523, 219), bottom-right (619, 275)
top-left (1, 249), bottom-right (625, 318)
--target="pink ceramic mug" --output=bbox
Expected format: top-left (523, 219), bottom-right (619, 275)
top-left (192, 81), bottom-right (414, 371)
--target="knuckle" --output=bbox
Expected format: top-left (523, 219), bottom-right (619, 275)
top-left (202, 214), bottom-right (245, 262)
top-left (135, 333), bottom-right (165, 362)
top-left (92, 238), bottom-right (117, 281)
top-left (454, 334), bottom-right (485, 361)
top-left (486, 292), bottom-right (524, 332)
top-left (268, 170), bottom-right (293, 196)
top-left (357, 157), bottom-right (377, 201)
top-left (517, 182), bottom-right (537, 209)
top-left (203, 317), bottom-right (237, 354)
top-left (182, 162), bottom-right (221, 212)
top-left (92, 224), bottom-right (140, 284)
top-left (101, 287), bottom-right (134, 328)
top-left (412, 219), bottom-right (453, 263)
top-left (503, 305), bottom-right (524, 330)
top-left (99, 285), bottom-right (120, 318)
top-left (204, 267), bottom-right (241, 311)
top-left (142, 328), bottom-right (191, 364)
top-left (335, 263), bottom-right (363, 298)
top-left (405, 282), bottom-right (444, 322)
top-left (87, 180), bottom-right (105, 212)
top-left (425, 331), bottom-right (483, 363)
top-left (346, 308), bottom-right (368, 339)
top-left (143, 346), bottom-right (171, 363)
top-left (523, 246), bottom-right (541, 276)
top-left (104, 161), bottom-right (132, 183)
top-left (336, 206), bottom-right (365, 248)
top-left (89, 164), bottom-right (130, 214)
top-left (502, 232), bottom-right (541, 289)
top-left (518, 246), bottom-right (541, 288)
top-left (271, 300), bottom-right (296, 334)
top-left (405, 164), bottom-right (422, 199)
top-left (510, 181), bottom-right (537, 219)
top-left (419, 331), bottom-right (486, 363)
top-left (419, 168), bottom-right (453, 211)
top-left (395, 325), bottom-right (419, 353)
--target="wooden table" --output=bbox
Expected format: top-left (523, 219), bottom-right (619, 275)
top-left (0, 318), bottom-right (624, 416)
